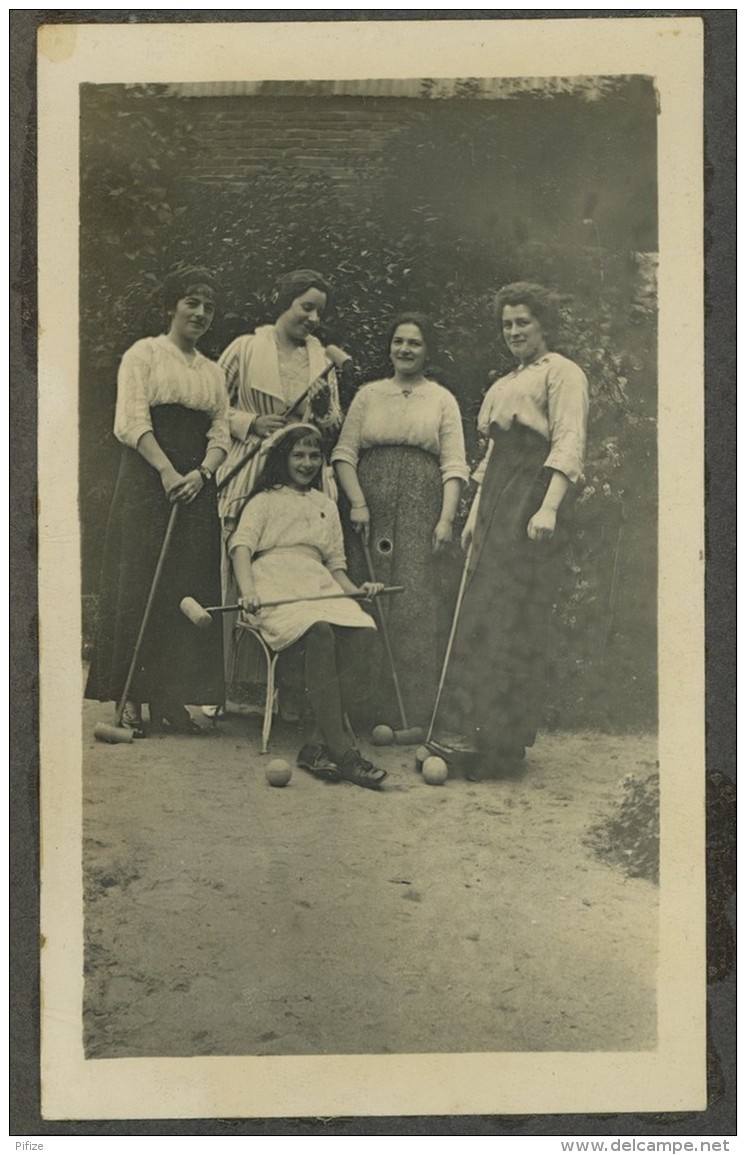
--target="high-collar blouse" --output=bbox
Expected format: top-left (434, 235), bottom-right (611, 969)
top-left (114, 334), bottom-right (230, 454)
top-left (474, 352), bottom-right (588, 485)
top-left (331, 377), bottom-right (469, 485)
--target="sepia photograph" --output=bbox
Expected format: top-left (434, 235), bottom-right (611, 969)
top-left (36, 16), bottom-right (707, 1122)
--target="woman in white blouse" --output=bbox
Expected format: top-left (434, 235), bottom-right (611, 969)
top-left (85, 267), bottom-right (230, 735)
top-left (428, 282), bottom-right (589, 778)
top-left (332, 313), bottom-right (470, 727)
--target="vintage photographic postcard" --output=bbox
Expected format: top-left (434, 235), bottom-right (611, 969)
top-left (37, 15), bottom-right (705, 1121)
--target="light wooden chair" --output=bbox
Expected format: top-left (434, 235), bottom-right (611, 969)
top-left (234, 621), bottom-right (280, 754)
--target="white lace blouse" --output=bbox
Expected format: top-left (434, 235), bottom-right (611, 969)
top-left (113, 334), bottom-right (231, 454)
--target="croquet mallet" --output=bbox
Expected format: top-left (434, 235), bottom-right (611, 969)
top-left (361, 539), bottom-right (424, 745)
top-left (216, 346), bottom-right (352, 502)
top-left (94, 504), bottom-right (180, 744)
top-left (426, 541), bottom-right (473, 744)
top-left (180, 586), bottom-right (405, 629)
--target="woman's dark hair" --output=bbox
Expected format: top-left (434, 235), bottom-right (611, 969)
top-left (163, 265), bottom-right (220, 311)
top-left (251, 425), bottom-right (325, 497)
top-left (493, 282), bottom-right (559, 346)
top-left (271, 269), bottom-right (333, 317)
top-left (386, 311), bottom-right (438, 361)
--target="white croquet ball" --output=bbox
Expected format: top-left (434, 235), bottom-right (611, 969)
top-left (266, 758), bottom-right (292, 787)
top-left (371, 724), bottom-right (395, 746)
top-left (422, 755), bottom-right (448, 785)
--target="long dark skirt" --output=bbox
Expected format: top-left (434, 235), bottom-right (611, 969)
top-left (343, 445), bottom-right (457, 729)
top-left (85, 405), bottom-right (224, 709)
top-left (437, 422), bottom-right (567, 762)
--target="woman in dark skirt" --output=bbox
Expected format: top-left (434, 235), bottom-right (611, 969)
top-left (85, 266), bottom-right (230, 734)
top-left (332, 313), bottom-right (469, 728)
top-left (430, 283), bottom-right (589, 777)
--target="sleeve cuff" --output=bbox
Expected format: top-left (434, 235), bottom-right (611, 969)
top-left (543, 450), bottom-right (583, 485)
top-left (227, 531), bottom-right (251, 557)
top-left (116, 421), bottom-right (152, 449)
top-left (441, 466), bottom-right (470, 485)
top-left (329, 446), bottom-right (359, 468)
top-left (230, 409), bottom-right (256, 442)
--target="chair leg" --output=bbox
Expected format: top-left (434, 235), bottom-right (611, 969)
top-left (262, 653), bottom-right (278, 755)
top-left (233, 623), bottom-right (279, 755)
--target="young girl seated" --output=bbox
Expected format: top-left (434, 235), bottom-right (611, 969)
top-left (229, 423), bottom-right (388, 791)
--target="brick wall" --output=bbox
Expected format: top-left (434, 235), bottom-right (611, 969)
top-left (176, 91), bottom-right (657, 251)
top-left (181, 95), bottom-right (428, 193)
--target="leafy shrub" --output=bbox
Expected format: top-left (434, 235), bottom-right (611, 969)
top-left (585, 772), bottom-right (660, 883)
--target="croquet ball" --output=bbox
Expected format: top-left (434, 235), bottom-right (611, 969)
top-left (415, 745), bottom-right (430, 771)
top-left (371, 724), bottom-right (394, 746)
top-left (266, 758), bottom-right (292, 787)
top-left (422, 755), bottom-right (448, 785)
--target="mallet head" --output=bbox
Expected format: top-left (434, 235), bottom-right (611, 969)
top-left (393, 727), bottom-right (426, 746)
top-left (93, 721), bottom-right (134, 745)
top-left (180, 596), bottom-right (213, 630)
top-left (325, 344), bottom-right (354, 373)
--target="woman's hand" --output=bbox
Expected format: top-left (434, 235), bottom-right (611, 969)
top-left (527, 506), bottom-right (557, 542)
top-left (349, 503), bottom-right (370, 543)
top-left (432, 518), bottom-right (453, 552)
top-left (308, 375), bottom-right (332, 419)
top-left (169, 469), bottom-right (205, 505)
top-left (239, 593), bottom-right (262, 617)
top-left (358, 581), bottom-right (385, 600)
top-left (160, 464), bottom-right (185, 501)
top-left (461, 500), bottom-right (479, 552)
top-left (528, 472), bottom-right (569, 542)
top-left (253, 413), bottom-right (287, 439)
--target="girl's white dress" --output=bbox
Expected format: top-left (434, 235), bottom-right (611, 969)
top-left (229, 485), bottom-right (376, 651)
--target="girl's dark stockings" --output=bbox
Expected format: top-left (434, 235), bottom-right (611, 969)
top-left (293, 621), bottom-right (374, 761)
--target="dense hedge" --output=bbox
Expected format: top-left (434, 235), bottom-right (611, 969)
top-left (80, 83), bottom-right (658, 731)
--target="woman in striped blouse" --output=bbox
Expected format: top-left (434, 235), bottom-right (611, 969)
top-left (214, 269), bottom-right (343, 704)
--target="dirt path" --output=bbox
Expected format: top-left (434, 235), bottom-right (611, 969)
top-left (83, 702), bottom-right (658, 1058)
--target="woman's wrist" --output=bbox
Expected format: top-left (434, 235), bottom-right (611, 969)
top-left (351, 502), bottom-right (368, 510)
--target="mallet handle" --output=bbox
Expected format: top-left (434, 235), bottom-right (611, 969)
top-left (206, 586), bottom-right (404, 613)
top-left (362, 540), bottom-right (409, 731)
top-left (426, 542), bottom-right (473, 743)
top-left (216, 359), bottom-right (338, 495)
top-left (114, 503), bottom-right (180, 728)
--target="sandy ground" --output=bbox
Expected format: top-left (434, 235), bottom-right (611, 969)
top-left (83, 700), bottom-right (658, 1058)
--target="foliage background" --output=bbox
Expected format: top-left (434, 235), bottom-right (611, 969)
top-left (80, 79), bottom-right (658, 731)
